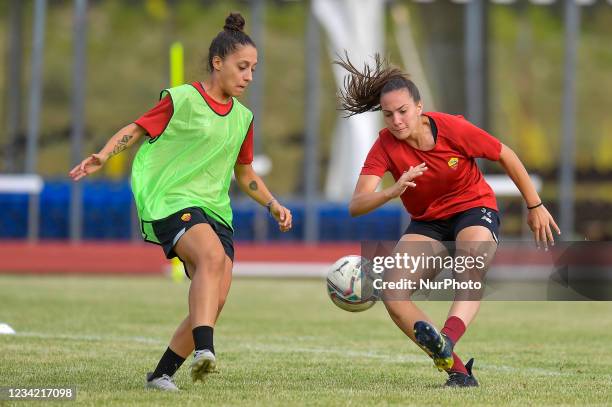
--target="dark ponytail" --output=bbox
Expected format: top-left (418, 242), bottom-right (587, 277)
top-left (207, 12), bottom-right (256, 72)
top-left (334, 52), bottom-right (421, 117)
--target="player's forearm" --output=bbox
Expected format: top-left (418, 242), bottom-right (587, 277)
top-left (98, 123), bottom-right (144, 160)
top-left (498, 144), bottom-right (541, 207)
top-left (349, 191), bottom-right (391, 217)
top-left (235, 165), bottom-right (275, 207)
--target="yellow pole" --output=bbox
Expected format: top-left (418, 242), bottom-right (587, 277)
top-left (169, 41), bottom-right (185, 282)
top-left (170, 42), bottom-right (184, 87)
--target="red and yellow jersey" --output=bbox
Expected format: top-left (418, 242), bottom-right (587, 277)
top-left (360, 112), bottom-right (502, 221)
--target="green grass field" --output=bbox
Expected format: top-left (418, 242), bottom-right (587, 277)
top-left (1, 275), bottom-right (611, 406)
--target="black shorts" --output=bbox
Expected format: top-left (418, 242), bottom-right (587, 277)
top-left (404, 206), bottom-right (500, 243)
top-left (148, 207), bottom-right (234, 262)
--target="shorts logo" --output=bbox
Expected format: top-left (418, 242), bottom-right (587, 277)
top-left (447, 157), bottom-right (459, 170)
top-left (180, 213), bottom-right (192, 222)
top-left (481, 208), bottom-right (493, 224)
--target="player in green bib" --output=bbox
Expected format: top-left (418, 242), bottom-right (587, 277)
top-left (70, 13), bottom-right (292, 391)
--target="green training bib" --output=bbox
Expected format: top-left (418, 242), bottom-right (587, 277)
top-left (131, 84), bottom-right (252, 242)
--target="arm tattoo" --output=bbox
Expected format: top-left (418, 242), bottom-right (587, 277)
top-left (249, 180), bottom-right (258, 191)
top-left (110, 134), bottom-right (133, 157)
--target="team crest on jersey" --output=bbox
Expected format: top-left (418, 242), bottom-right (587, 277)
top-left (447, 157), bottom-right (459, 170)
top-left (181, 213), bottom-right (192, 222)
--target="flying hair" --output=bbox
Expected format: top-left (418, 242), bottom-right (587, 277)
top-left (333, 52), bottom-right (421, 118)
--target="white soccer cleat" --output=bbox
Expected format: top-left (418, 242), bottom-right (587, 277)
top-left (190, 349), bottom-right (217, 382)
top-left (145, 372), bottom-right (179, 392)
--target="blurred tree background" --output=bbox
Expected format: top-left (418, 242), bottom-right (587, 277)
top-left (0, 0), bottom-right (611, 237)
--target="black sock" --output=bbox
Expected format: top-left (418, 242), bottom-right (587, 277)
top-left (192, 325), bottom-right (214, 354)
top-left (150, 347), bottom-right (185, 380)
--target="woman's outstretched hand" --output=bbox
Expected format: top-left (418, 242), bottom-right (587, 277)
top-left (527, 204), bottom-right (561, 250)
top-left (69, 153), bottom-right (108, 181)
top-left (385, 162), bottom-right (428, 199)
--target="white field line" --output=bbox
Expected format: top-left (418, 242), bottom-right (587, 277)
top-left (236, 343), bottom-right (580, 378)
top-left (12, 331), bottom-right (165, 345)
top-left (232, 262), bottom-right (329, 277)
top-left (8, 331), bottom-right (605, 378)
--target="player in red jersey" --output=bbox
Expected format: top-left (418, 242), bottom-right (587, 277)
top-left (336, 54), bottom-right (560, 387)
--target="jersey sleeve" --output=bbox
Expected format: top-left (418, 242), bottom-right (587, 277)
top-left (236, 120), bottom-right (254, 165)
top-left (360, 138), bottom-right (390, 177)
top-left (133, 95), bottom-right (173, 138)
top-left (453, 116), bottom-right (502, 161)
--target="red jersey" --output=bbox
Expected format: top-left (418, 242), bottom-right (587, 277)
top-left (360, 112), bottom-right (502, 221)
top-left (134, 81), bottom-right (254, 165)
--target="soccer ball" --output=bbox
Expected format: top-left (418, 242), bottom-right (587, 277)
top-left (326, 255), bottom-right (377, 312)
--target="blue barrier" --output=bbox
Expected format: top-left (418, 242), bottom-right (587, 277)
top-left (0, 180), bottom-right (406, 241)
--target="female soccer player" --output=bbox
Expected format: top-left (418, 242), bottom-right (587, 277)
top-left (337, 54), bottom-right (560, 387)
top-left (69, 13), bottom-right (292, 391)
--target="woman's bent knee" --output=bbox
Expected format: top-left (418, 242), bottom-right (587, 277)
top-left (191, 250), bottom-right (225, 276)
